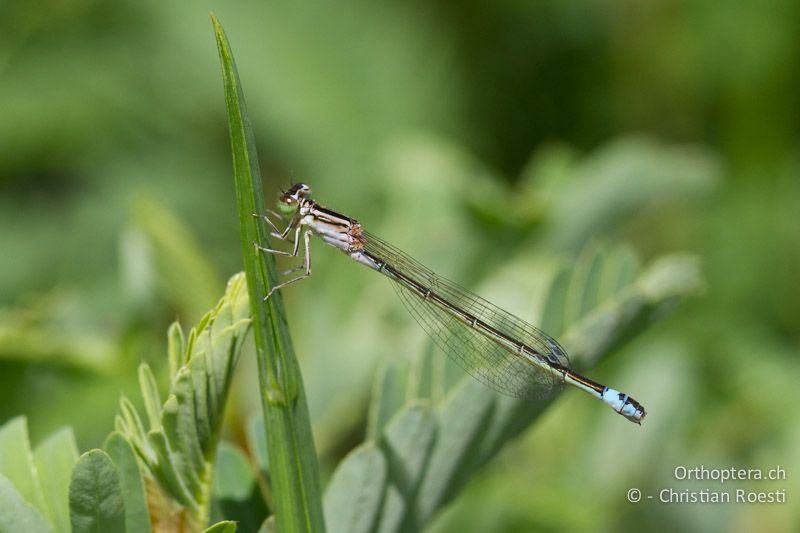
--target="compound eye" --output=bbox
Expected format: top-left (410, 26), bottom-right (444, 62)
top-left (277, 193), bottom-right (299, 214)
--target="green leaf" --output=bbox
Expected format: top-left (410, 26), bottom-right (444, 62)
top-left (374, 488), bottom-right (404, 533)
top-left (34, 428), bottom-right (79, 533)
top-left (375, 403), bottom-right (436, 532)
top-left (547, 136), bottom-right (720, 247)
top-left (119, 397), bottom-right (149, 446)
top-left (414, 380), bottom-right (495, 523)
top-left (258, 516), bottom-right (277, 533)
top-left (213, 443), bottom-right (255, 501)
top-left (596, 243), bottom-right (639, 302)
top-left (112, 272), bottom-right (252, 529)
top-left (139, 364), bottom-right (162, 430)
top-left (245, 414), bottom-right (269, 476)
top-left (203, 520), bottom-right (238, 533)
top-left (561, 253), bottom-right (703, 368)
top-left (564, 243), bottom-right (608, 325)
top-left (213, 14), bottom-right (325, 533)
top-left (0, 474), bottom-right (53, 533)
top-left (167, 321), bottom-right (186, 380)
top-left (324, 444), bottom-right (387, 533)
top-left (147, 428), bottom-right (195, 509)
top-left (68, 450), bottom-right (125, 533)
top-left (538, 265), bottom-right (570, 335)
top-left (408, 342), bottom-right (446, 403)
top-left (366, 360), bottom-right (407, 441)
top-left (104, 433), bottom-right (151, 533)
top-left (211, 442), bottom-right (269, 531)
top-left (0, 416), bottom-right (48, 518)
top-left (161, 390), bottom-right (204, 501)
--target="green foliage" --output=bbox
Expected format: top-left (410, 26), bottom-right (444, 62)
top-left (130, 194), bottom-right (224, 323)
top-left (0, 299), bottom-right (116, 373)
top-left (323, 244), bottom-right (702, 532)
top-left (0, 417), bottom-right (78, 533)
top-left (0, 474), bottom-right (54, 533)
top-left (68, 450), bottom-right (126, 533)
top-left (103, 433), bottom-right (150, 533)
top-left (213, 14), bottom-right (325, 533)
top-left (2, 2), bottom-right (799, 532)
top-left (209, 442), bottom-right (269, 532)
top-left (35, 429), bottom-right (81, 533)
top-left (0, 274), bottom-right (254, 533)
top-left (0, 272), bottom-right (250, 533)
top-left (107, 272), bottom-right (250, 530)
top-left (538, 137), bottom-right (719, 248)
top-left (212, 443), bottom-right (255, 502)
top-left (323, 444), bottom-right (387, 533)
top-left (0, 417), bottom-right (49, 519)
top-left (203, 521), bottom-right (238, 533)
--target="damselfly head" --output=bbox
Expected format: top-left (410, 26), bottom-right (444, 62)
top-left (278, 183), bottom-right (312, 213)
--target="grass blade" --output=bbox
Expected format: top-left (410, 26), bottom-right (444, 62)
top-left (212, 14), bottom-right (325, 533)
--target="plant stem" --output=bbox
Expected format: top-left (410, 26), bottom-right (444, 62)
top-left (212, 14), bottom-right (325, 532)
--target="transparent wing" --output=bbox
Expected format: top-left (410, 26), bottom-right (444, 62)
top-left (362, 231), bottom-right (570, 400)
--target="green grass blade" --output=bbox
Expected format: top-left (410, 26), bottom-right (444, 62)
top-left (211, 14), bottom-right (325, 533)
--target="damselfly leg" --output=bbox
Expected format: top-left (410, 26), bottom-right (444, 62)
top-left (253, 211), bottom-right (314, 300)
top-left (252, 210), bottom-right (298, 241)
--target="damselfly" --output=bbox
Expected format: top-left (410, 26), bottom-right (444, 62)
top-left (254, 183), bottom-right (646, 424)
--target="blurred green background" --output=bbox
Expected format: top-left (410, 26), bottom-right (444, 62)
top-left (1, 1), bottom-right (798, 531)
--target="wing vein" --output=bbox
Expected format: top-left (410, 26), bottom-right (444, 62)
top-left (363, 231), bottom-right (569, 400)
